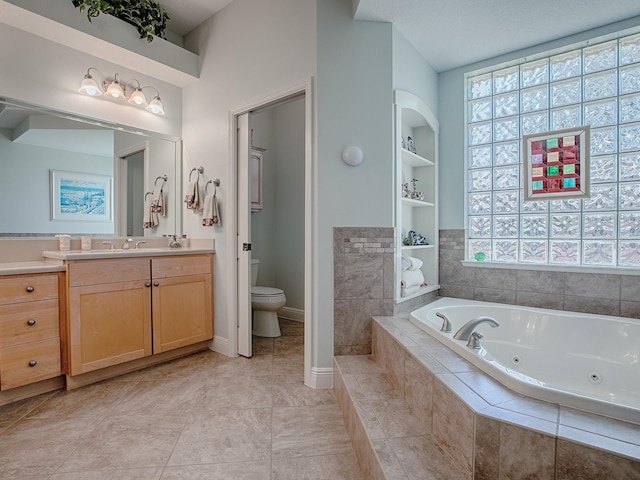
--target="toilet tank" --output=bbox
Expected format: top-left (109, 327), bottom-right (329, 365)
top-left (251, 259), bottom-right (259, 286)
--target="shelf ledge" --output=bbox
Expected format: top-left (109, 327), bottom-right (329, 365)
top-left (401, 244), bottom-right (434, 250)
top-left (401, 198), bottom-right (434, 208)
top-left (401, 148), bottom-right (434, 167)
top-left (396, 284), bottom-right (440, 303)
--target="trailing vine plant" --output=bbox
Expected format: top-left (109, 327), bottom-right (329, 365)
top-left (71, 0), bottom-right (170, 43)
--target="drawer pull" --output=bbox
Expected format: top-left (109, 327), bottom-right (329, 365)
top-left (153, 281), bottom-right (160, 287)
top-left (28, 360), bottom-right (37, 367)
top-left (27, 319), bottom-right (36, 326)
top-left (26, 286), bottom-right (35, 293)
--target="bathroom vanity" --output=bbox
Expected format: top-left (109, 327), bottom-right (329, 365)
top-left (0, 245), bottom-right (214, 401)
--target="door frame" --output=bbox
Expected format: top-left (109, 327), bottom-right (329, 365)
top-left (114, 141), bottom-right (149, 237)
top-left (228, 78), bottom-right (316, 387)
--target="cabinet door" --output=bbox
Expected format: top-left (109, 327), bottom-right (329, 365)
top-left (68, 281), bottom-right (152, 375)
top-left (152, 274), bottom-right (213, 353)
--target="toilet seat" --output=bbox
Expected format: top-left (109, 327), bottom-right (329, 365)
top-left (252, 286), bottom-right (284, 297)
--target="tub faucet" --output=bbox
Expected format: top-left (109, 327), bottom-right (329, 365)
top-left (453, 316), bottom-right (499, 341)
top-left (436, 312), bottom-right (452, 333)
top-left (466, 331), bottom-right (484, 349)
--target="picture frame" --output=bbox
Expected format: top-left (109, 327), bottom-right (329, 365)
top-left (50, 170), bottom-right (113, 222)
top-left (523, 126), bottom-right (590, 201)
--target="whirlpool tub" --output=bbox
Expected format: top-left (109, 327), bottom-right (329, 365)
top-left (409, 297), bottom-right (640, 424)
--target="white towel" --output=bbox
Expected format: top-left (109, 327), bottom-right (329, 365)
top-left (143, 203), bottom-right (158, 229)
top-left (402, 256), bottom-right (423, 271)
top-left (150, 187), bottom-right (165, 215)
top-left (401, 285), bottom-right (421, 297)
top-left (184, 180), bottom-right (201, 211)
top-left (401, 268), bottom-right (424, 288)
top-left (202, 193), bottom-right (221, 226)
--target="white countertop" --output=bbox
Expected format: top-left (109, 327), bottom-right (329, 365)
top-left (0, 261), bottom-right (66, 276)
top-left (41, 247), bottom-right (215, 261)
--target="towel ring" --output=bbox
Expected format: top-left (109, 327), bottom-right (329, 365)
top-left (144, 191), bottom-right (153, 202)
top-left (205, 178), bottom-right (221, 195)
top-left (155, 175), bottom-right (168, 187)
top-left (189, 166), bottom-right (204, 183)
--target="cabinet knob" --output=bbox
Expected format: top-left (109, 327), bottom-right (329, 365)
top-left (28, 360), bottom-right (37, 367)
top-left (153, 281), bottom-right (160, 287)
top-left (27, 319), bottom-right (36, 326)
top-left (145, 282), bottom-right (151, 288)
top-left (26, 286), bottom-right (35, 293)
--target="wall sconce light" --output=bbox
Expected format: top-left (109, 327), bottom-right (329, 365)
top-left (342, 146), bottom-right (364, 166)
top-left (78, 67), bottom-right (165, 116)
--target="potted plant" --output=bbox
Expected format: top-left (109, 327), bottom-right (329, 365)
top-left (71, 0), bottom-right (170, 43)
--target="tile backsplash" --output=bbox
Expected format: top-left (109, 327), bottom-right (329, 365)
top-left (439, 229), bottom-right (640, 318)
top-left (333, 227), bottom-right (438, 356)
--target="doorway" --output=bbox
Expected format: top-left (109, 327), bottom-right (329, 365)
top-left (231, 80), bottom-right (314, 386)
top-left (115, 143), bottom-right (149, 237)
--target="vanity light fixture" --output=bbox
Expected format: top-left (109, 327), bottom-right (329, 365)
top-left (78, 67), bottom-right (165, 116)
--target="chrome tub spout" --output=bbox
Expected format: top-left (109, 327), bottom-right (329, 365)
top-left (453, 316), bottom-right (500, 341)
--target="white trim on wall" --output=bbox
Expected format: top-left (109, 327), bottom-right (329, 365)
top-left (310, 367), bottom-right (333, 389)
top-left (209, 335), bottom-right (230, 356)
top-left (278, 307), bottom-right (304, 323)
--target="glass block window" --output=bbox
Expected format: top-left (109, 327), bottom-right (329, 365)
top-left (466, 32), bottom-right (640, 267)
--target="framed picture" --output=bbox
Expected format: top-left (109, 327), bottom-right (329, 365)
top-left (523, 126), bottom-right (590, 201)
top-left (50, 170), bottom-right (113, 222)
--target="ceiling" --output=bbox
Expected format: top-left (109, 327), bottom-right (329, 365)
top-left (161, 0), bottom-right (640, 72)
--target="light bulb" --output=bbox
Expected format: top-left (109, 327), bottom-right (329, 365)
top-left (105, 79), bottom-right (124, 99)
top-left (78, 74), bottom-right (102, 96)
top-left (146, 96), bottom-right (165, 115)
top-left (128, 88), bottom-right (148, 106)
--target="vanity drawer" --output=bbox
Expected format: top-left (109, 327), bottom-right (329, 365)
top-left (0, 337), bottom-right (61, 390)
top-left (152, 255), bottom-right (212, 278)
top-left (0, 274), bottom-right (59, 305)
top-left (0, 299), bottom-right (60, 348)
top-left (69, 258), bottom-right (150, 287)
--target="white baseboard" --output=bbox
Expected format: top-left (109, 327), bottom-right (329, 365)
top-left (278, 306), bottom-right (304, 322)
top-left (308, 366), bottom-right (333, 389)
top-left (209, 335), bottom-right (231, 356)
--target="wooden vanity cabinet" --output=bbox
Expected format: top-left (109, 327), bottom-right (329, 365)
top-left (0, 273), bottom-right (62, 390)
top-left (66, 254), bottom-right (214, 377)
top-left (67, 258), bottom-right (151, 375)
top-left (151, 255), bottom-right (213, 353)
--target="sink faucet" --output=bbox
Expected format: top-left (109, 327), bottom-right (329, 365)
top-left (135, 240), bottom-right (147, 249)
top-left (168, 235), bottom-right (181, 248)
top-left (101, 241), bottom-right (115, 250)
top-left (453, 316), bottom-right (499, 341)
top-left (122, 238), bottom-right (133, 250)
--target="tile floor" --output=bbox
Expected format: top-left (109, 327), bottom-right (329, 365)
top-left (0, 319), bottom-right (364, 479)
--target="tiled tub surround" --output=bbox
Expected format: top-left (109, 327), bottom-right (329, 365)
top-left (334, 227), bottom-right (438, 356)
top-left (334, 316), bottom-right (640, 480)
top-left (440, 229), bottom-right (640, 318)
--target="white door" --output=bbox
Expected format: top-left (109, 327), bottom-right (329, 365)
top-left (237, 112), bottom-right (252, 357)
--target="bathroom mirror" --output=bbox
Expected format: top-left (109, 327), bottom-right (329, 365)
top-left (0, 97), bottom-right (181, 238)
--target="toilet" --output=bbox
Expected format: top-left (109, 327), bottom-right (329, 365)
top-left (251, 259), bottom-right (286, 337)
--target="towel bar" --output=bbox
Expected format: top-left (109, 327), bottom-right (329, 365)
top-left (205, 178), bottom-right (221, 194)
top-left (155, 175), bottom-right (168, 187)
top-left (189, 166), bottom-right (204, 182)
